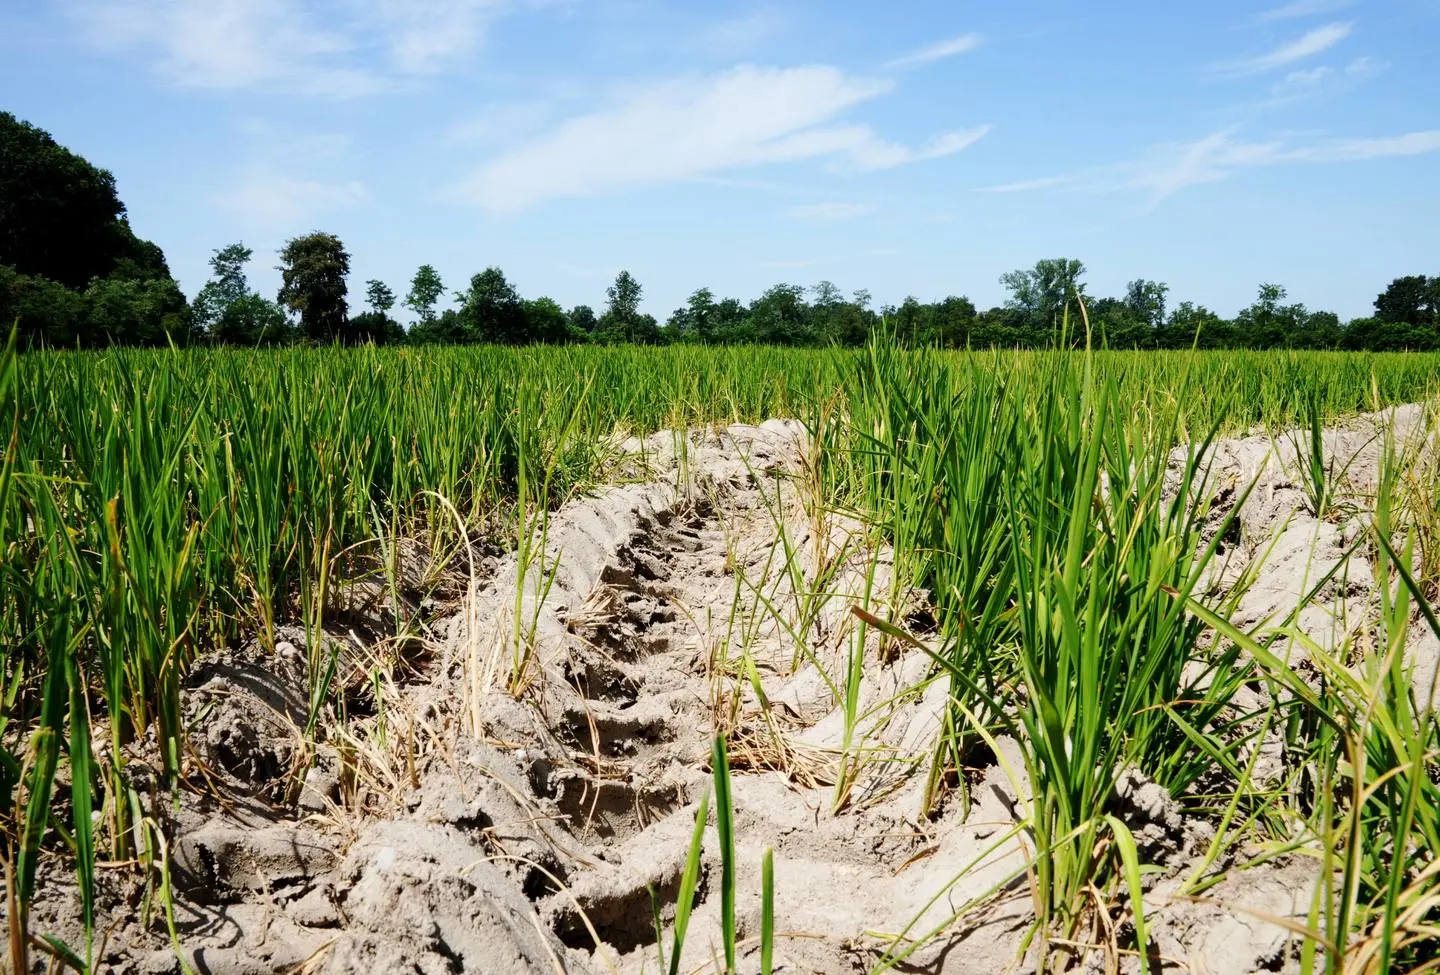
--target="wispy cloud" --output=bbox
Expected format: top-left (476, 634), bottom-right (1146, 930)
top-left (456, 66), bottom-right (991, 211)
top-left (216, 171), bottom-right (370, 231)
top-left (1345, 55), bottom-right (1387, 78)
top-left (1256, 0), bottom-right (1352, 22)
top-left (1257, 53), bottom-right (1387, 106)
top-left (842, 126), bottom-right (992, 172)
top-left (785, 202), bottom-right (877, 220)
top-left (363, 0), bottom-right (505, 75)
top-left (1216, 21), bottom-right (1353, 76)
top-left (1270, 64), bottom-right (1335, 98)
top-left (883, 32), bottom-right (982, 71)
top-left (978, 127), bottom-right (1440, 204)
top-left (1286, 130), bottom-right (1440, 162)
top-left (980, 174), bottom-right (1083, 194)
top-left (71, 0), bottom-right (508, 94)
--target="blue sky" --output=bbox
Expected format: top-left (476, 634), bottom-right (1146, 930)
top-left (3, 0), bottom-right (1438, 321)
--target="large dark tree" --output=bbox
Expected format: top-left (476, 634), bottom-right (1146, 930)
top-left (456, 266), bottom-right (525, 343)
top-left (521, 297), bottom-right (573, 344)
top-left (0, 112), bottom-right (186, 345)
top-left (1374, 275), bottom-right (1439, 328)
top-left (278, 232), bottom-right (351, 343)
top-left (567, 304), bottom-right (598, 339)
top-left (0, 112), bottom-right (156, 287)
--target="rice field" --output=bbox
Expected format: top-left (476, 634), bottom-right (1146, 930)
top-left (4, 337), bottom-right (1440, 973)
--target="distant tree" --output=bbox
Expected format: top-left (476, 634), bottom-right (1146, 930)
top-left (1233, 283), bottom-right (1325, 349)
top-left (1303, 310), bottom-right (1344, 349)
top-left (567, 304), bottom-right (598, 339)
top-left (347, 279), bottom-right (402, 344)
top-left (928, 296), bottom-right (977, 347)
top-left (410, 308), bottom-right (466, 344)
top-left (746, 284), bottom-right (811, 345)
top-left (278, 232), bottom-right (351, 343)
top-left (193, 244), bottom-right (289, 345)
top-left (348, 311), bottom-right (405, 344)
top-left (521, 297), bottom-right (573, 344)
top-left (1374, 275), bottom-right (1439, 328)
top-left (598, 270), bottom-right (659, 343)
top-left (82, 275), bottom-right (192, 345)
top-left (970, 305), bottom-right (1023, 347)
top-left (1363, 275), bottom-right (1440, 349)
top-left (404, 264), bottom-right (445, 326)
top-left (812, 281), bottom-right (844, 308)
top-left (669, 287), bottom-right (716, 342)
top-left (1090, 297), bottom-right (1146, 348)
top-left (456, 266), bottom-right (525, 343)
top-left (1001, 258), bottom-right (1087, 341)
top-left (1124, 279), bottom-right (1168, 328)
top-left (0, 265), bottom-right (87, 345)
top-left (365, 279), bottom-right (396, 315)
top-left (1159, 300), bottom-right (1227, 348)
top-left (894, 296), bottom-right (926, 345)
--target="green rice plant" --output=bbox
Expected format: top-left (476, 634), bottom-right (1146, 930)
top-left (831, 608), bottom-right (869, 813)
top-left (8, 336), bottom-right (1440, 969)
top-left (1180, 467), bottom-right (1440, 975)
top-left (712, 733), bottom-right (737, 974)
top-left (760, 846), bottom-right (774, 975)
top-left (843, 328), bottom-right (1267, 967)
top-left (668, 785), bottom-right (711, 975)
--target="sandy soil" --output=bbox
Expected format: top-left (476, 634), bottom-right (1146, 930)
top-left (14, 406), bottom-right (1440, 975)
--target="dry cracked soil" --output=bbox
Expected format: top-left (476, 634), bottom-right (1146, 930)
top-left (13, 406), bottom-right (1440, 975)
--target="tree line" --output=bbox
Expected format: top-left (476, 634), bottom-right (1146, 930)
top-left (3, 110), bottom-right (1438, 351)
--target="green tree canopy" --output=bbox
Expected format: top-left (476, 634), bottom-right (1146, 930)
top-left (456, 266), bottom-right (525, 343)
top-left (0, 111), bottom-right (174, 288)
top-left (404, 265), bottom-right (445, 324)
top-left (192, 244), bottom-right (288, 345)
top-left (278, 232), bottom-right (351, 343)
top-left (365, 279), bottom-right (396, 314)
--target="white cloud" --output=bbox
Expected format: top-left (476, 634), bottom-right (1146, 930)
top-left (977, 128), bottom-right (1440, 203)
top-left (71, 0), bottom-right (505, 93)
top-left (1346, 55), bottom-right (1387, 77)
top-left (1263, 54), bottom-right (1385, 104)
top-left (979, 174), bottom-right (1082, 194)
top-left (785, 202), bottom-right (877, 220)
top-left (358, 0), bottom-right (504, 75)
top-left (456, 66), bottom-right (990, 211)
top-left (1270, 64), bottom-right (1334, 97)
top-left (1124, 131), bottom-right (1285, 200)
top-left (217, 171), bottom-right (370, 231)
top-left (1287, 131), bottom-right (1440, 162)
top-left (883, 33), bottom-right (982, 71)
top-left (841, 126), bottom-right (992, 172)
top-left (1217, 21), bottom-right (1353, 76)
top-left (1256, 0), bottom-right (1352, 22)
